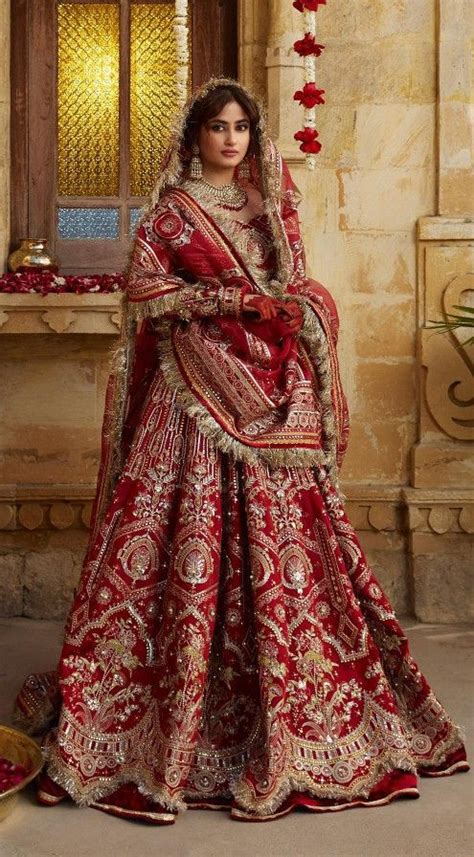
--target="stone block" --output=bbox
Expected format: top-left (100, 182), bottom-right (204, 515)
top-left (439, 169), bottom-right (474, 215)
top-left (0, 425), bottom-right (102, 484)
top-left (337, 167), bottom-right (435, 232)
top-left (412, 539), bottom-right (474, 623)
top-left (411, 444), bottom-right (474, 490)
top-left (353, 361), bottom-right (416, 420)
top-left (310, 232), bottom-right (415, 302)
top-left (24, 550), bottom-right (83, 620)
top-left (439, 0), bottom-right (473, 38)
top-left (439, 104), bottom-right (473, 169)
top-left (319, 1), bottom-right (435, 44)
top-left (297, 166), bottom-right (339, 235)
top-left (1, 359), bottom-right (99, 428)
top-left (365, 552), bottom-right (410, 617)
top-left (352, 300), bottom-right (415, 359)
top-left (0, 106), bottom-right (9, 172)
top-left (354, 104), bottom-right (434, 168)
top-left (439, 36), bottom-right (471, 102)
top-left (0, 4), bottom-right (9, 98)
top-left (321, 41), bottom-right (435, 104)
top-left (0, 554), bottom-right (23, 617)
top-left (0, 228), bottom-right (8, 274)
top-left (0, 163), bottom-right (8, 234)
top-left (312, 106), bottom-right (358, 168)
top-left (341, 419), bottom-right (415, 484)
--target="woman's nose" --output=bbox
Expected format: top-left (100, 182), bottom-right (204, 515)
top-left (225, 128), bottom-right (237, 145)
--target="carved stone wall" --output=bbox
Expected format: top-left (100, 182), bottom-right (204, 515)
top-left (414, 219), bottom-right (474, 486)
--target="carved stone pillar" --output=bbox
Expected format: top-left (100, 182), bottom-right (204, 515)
top-left (265, 0), bottom-right (305, 163)
top-left (409, 0), bottom-right (474, 622)
top-left (413, 218), bottom-right (474, 488)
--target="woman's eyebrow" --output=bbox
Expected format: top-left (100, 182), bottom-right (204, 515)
top-left (207, 118), bottom-right (249, 124)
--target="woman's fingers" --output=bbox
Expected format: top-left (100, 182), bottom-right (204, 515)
top-left (242, 295), bottom-right (304, 328)
top-left (242, 295), bottom-right (280, 320)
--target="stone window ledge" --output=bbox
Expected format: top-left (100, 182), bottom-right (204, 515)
top-left (0, 293), bottom-right (123, 335)
top-left (417, 216), bottom-right (474, 241)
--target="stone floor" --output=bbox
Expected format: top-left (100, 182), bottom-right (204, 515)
top-left (0, 618), bottom-right (473, 857)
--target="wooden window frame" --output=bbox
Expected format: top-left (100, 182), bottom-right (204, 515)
top-left (11, 0), bottom-right (237, 274)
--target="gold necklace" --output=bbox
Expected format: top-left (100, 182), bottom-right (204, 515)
top-left (194, 178), bottom-right (248, 210)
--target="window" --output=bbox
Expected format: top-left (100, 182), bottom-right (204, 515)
top-left (11, 0), bottom-right (237, 273)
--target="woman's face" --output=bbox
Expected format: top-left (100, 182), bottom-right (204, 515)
top-left (197, 100), bottom-right (250, 174)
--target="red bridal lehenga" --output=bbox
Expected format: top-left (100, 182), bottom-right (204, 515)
top-left (14, 79), bottom-right (468, 824)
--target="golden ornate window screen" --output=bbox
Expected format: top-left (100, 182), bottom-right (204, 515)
top-left (130, 3), bottom-right (186, 197)
top-left (57, 3), bottom-right (120, 197)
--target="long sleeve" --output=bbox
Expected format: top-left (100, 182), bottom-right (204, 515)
top-left (127, 222), bottom-right (251, 322)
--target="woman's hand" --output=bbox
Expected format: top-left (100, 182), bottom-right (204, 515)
top-left (241, 294), bottom-right (281, 321)
top-left (276, 300), bottom-right (304, 334)
top-left (241, 294), bottom-right (304, 333)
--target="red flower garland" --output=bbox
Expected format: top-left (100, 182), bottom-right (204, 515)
top-left (292, 0), bottom-right (327, 165)
top-left (293, 0), bottom-right (326, 11)
top-left (294, 82), bottom-right (325, 108)
top-left (0, 270), bottom-right (124, 295)
top-left (294, 127), bottom-right (322, 154)
top-left (293, 33), bottom-right (325, 57)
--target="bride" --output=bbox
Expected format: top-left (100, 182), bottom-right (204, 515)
top-left (18, 77), bottom-right (468, 824)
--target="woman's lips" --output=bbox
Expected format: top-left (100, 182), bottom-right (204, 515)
top-left (222, 150), bottom-right (238, 156)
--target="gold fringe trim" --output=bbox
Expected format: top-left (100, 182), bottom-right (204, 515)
top-left (42, 720), bottom-right (466, 816)
top-left (156, 324), bottom-right (332, 473)
top-left (228, 721), bottom-right (467, 817)
top-left (297, 301), bottom-right (340, 492)
top-left (44, 744), bottom-right (188, 813)
top-left (89, 302), bottom-right (136, 535)
top-left (229, 750), bottom-right (417, 817)
top-left (105, 312), bottom-right (136, 456)
top-left (411, 725), bottom-right (466, 771)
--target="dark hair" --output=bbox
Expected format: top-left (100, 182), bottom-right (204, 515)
top-left (182, 84), bottom-right (261, 158)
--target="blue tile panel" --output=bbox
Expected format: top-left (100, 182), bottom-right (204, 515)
top-left (58, 207), bottom-right (120, 239)
top-left (129, 207), bottom-right (143, 237)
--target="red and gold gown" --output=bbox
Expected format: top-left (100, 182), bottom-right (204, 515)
top-left (18, 200), bottom-right (467, 823)
top-left (14, 78), bottom-right (468, 821)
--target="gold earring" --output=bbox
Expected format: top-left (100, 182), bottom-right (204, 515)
top-left (190, 144), bottom-right (203, 179)
top-left (239, 157), bottom-right (250, 179)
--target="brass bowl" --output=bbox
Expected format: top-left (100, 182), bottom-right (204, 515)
top-left (0, 725), bottom-right (43, 821)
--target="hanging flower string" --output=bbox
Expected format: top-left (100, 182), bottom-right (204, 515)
top-left (175, 0), bottom-right (190, 107)
top-left (292, 0), bottom-right (327, 169)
